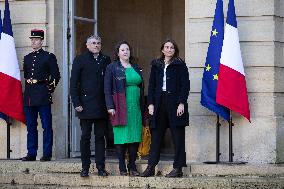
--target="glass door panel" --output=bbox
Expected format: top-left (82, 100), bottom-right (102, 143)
top-left (75, 0), bottom-right (94, 19)
top-left (74, 20), bottom-right (94, 55)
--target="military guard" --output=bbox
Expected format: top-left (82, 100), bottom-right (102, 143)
top-left (70, 35), bottom-right (111, 177)
top-left (22, 29), bottom-right (60, 162)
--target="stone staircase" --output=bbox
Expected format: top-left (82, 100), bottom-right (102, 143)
top-left (0, 159), bottom-right (284, 189)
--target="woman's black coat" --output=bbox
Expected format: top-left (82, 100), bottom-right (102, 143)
top-left (147, 58), bottom-right (190, 128)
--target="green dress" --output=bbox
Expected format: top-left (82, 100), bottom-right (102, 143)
top-left (113, 67), bottom-right (142, 144)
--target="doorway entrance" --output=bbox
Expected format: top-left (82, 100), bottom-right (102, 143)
top-left (69, 0), bottom-right (185, 157)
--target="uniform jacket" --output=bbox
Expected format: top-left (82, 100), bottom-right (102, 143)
top-left (23, 48), bottom-right (60, 106)
top-left (104, 61), bottom-right (144, 126)
top-left (147, 58), bottom-right (190, 128)
top-left (70, 51), bottom-right (111, 119)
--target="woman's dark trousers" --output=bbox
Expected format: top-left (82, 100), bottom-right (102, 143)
top-left (148, 92), bottom-right (186, 168)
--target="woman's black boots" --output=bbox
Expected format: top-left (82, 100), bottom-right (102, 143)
top-left (141, 165), bottom-right (155, 177)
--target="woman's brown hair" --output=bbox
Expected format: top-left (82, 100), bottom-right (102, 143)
top-left (159, 38), bottom-right (180, 60)
top-left (113, 40), bottom-right (135, 64)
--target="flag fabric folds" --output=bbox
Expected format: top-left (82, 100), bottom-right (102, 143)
top-left (0, 0), bottom-right (25, 123)
top-left (200, 0), bottom-right (230, 121)
top-left (216, 0), bottom-right (250, 121)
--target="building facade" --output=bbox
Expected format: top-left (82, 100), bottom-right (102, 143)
top-left (0, 0), bottom-right (283, 163)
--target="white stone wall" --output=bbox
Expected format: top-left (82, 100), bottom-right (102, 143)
top-left (185, 0), bottom-right (284, 163)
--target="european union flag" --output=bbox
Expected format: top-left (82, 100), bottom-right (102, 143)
top-left (200, 0), bottom-right (230, 120)
top-left (0, 9), bottom-right (2, 39)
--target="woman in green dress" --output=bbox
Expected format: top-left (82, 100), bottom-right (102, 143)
top-left (104, 41), bottom-right (144, 176)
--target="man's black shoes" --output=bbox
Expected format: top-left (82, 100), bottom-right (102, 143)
top-left (80, 168), bottom-right (89, 177)
top-left (40, 156), bottom-right (51, 162)
top-left (120, 171), bottom-right (128, 176)
top-left (21, 155), bottom-right (36, 161)
top-left (98, 169), bottom-right (109, 176)
top-left (165, 168), bottom-right (183, 178)
top-left (129, 169), bottom-right (140, 176)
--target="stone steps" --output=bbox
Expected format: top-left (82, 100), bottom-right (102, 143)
top-left (1, 172), bottom-right (284, 189)
top-left (0, 160), bottom-right (284, 188)
top-left (1, 159), bottom-right (284, 177)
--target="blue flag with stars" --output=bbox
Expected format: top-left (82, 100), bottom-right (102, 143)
top-left (0, 9), bottom-right (2, 39)
top-left (200, 0), bottom-right (230, 120)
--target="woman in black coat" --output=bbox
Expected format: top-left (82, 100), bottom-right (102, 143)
top-left (141, 39), bottom-right (190, 178)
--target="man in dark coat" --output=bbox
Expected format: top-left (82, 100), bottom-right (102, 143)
top-left (70, 35), bottom-right (111, 177)
top-left (22, 29), bottom-right (60, 162)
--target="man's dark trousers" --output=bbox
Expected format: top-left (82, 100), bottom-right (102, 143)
top-left (24, 105), bottom-right (53, 157)
top-left (80, 119), bottom-right (107, 170)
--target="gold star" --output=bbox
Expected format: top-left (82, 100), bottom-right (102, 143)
top-left (213, 74), bottom-right (218, 80)
top-left (205, 64), bottom-right (211, 71)
top-left (212, 29), bottom-right (218, 37)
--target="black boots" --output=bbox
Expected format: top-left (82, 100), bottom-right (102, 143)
top-left (80, 168), bottom-right (109, 177)
top-left (141, 166), bottom-right (183, 178)
top-left (165, 168), bottom-right (183, 178)
top-left (98, 169), bottom-right (109, 176)
top-left (141, 165), bottom-right (155, 177)
top-left (120, 171), bottom-right (128, 176)
top-left (129, 169), bottom-right (140, 176)
top-left (40, 156), bottom-right (51, 162)
top-left (22, 155), bottom-right (52, 162)
top-left (22, 155), bottom-right (36, 161)
top-left (80, 168), bottom-right (89, 177)
top-left (120, 169), bottom-right (140, 176)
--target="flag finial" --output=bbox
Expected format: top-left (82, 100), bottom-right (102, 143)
top-left (3, 0), bottom-right (13, 36)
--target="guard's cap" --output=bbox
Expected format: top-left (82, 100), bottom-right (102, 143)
top-left (29, 29), bottom-right (44, 39)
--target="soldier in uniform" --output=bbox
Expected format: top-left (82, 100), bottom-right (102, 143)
top-left (22, 29), bottom-right (60, 162)
top-left (70, 35), bottom-right (111, 177)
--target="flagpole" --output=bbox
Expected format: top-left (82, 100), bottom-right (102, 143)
top-left (0, 117), bottom-right (21, 160)
top-left (216, 115), bottom-right (221, 162)
top-left (6, 116), bottom-right (12, 159)
top-left (66, 0), bottom-right (71, 159)
top-left (229, 110), bottom-right (233, 162)
top-left (203, 114), bottom-right (221, 164)
top-left (226, 110), bottom-right (247, 164)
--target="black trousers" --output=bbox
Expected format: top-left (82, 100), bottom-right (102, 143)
top-left (148, 93), bottom-right (187, 168)
top-left (80, 118), bottom-right (107, 170)
top-left (116, 143), bottom-right (139, 172)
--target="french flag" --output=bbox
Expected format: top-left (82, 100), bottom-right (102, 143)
top-left (0, 0), bottom-right (25, 123)
top-left (216, 0), bottom-right (250, 121)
